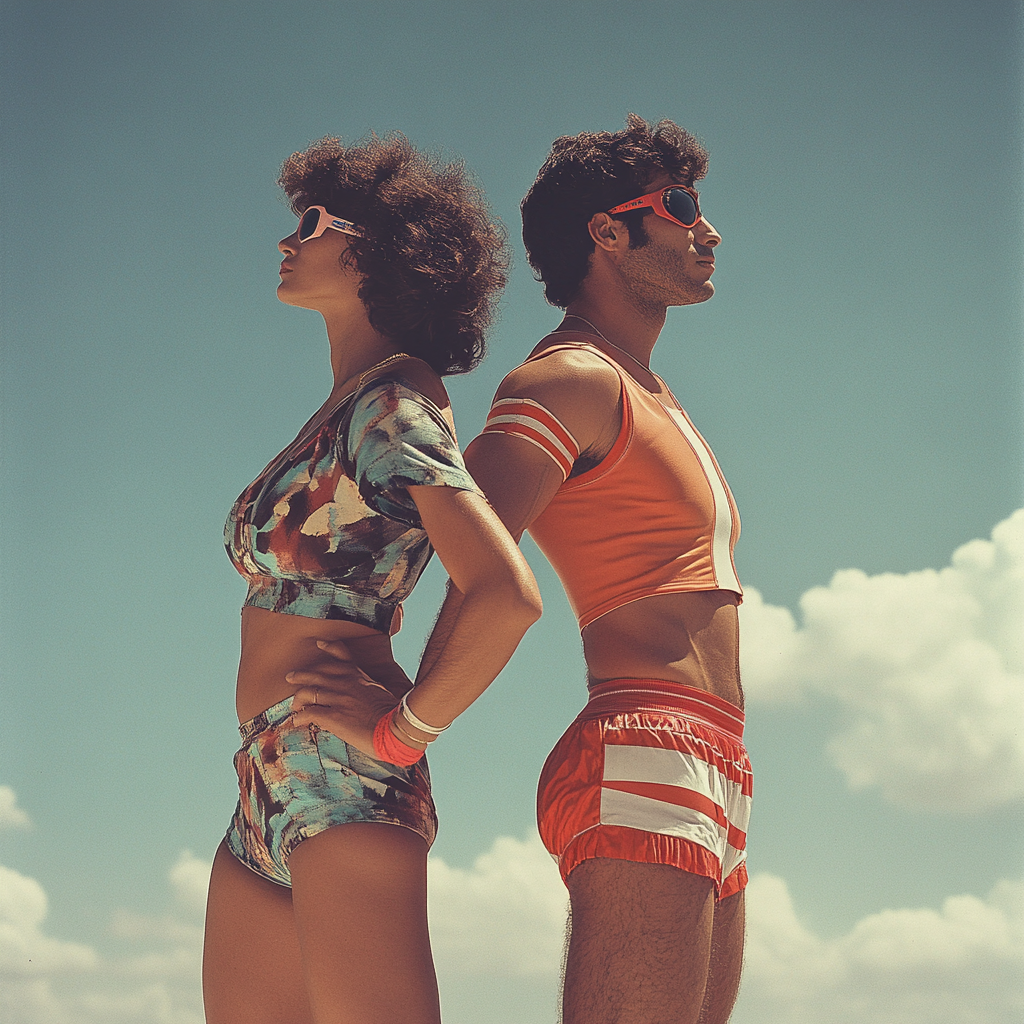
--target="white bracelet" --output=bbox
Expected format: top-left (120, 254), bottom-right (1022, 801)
top-left (400, 692), bottom-right (451, 736)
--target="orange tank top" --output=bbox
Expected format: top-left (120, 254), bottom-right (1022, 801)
top-left (515, 337), bottom-right (742, 630)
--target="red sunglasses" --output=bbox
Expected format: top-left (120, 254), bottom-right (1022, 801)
top-left (607, 185), bottom-right (702, 229)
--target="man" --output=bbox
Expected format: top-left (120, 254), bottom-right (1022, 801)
top-left (450, 114), bottom-right (750, 1023)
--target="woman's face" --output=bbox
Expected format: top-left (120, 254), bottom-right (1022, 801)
top-left (277, 222), bottom-right (362, 313)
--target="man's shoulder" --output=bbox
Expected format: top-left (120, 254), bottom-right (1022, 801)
top-left (495, 339), bottom-right (620, 408)
top-left (487, 338), bottom-right (622, 453)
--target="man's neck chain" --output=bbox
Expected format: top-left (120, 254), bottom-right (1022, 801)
top-left (561, 314), bottom-right (652, 374)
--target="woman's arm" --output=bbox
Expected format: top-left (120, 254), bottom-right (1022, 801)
top-left (290, 485), bottom-right (541, 755)
top-left (401, 484), bottom-right (543, 725)
top-left (288, 354), bottom-right (616, 757)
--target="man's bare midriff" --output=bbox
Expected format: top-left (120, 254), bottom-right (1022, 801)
top-left (235, 606), bottom-right (412, 723)
top-left (581, 589), bottom-right (743, 709)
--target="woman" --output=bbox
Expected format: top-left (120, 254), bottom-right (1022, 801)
top-left (202, 135), bottom-right (541, 1024)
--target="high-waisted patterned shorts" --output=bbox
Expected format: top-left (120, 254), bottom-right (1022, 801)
top-left (537, 679), bottom-right (752, 899)
top-left (224, 696), bottom-right (437, 887)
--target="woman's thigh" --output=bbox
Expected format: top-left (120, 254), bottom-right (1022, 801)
top-left (288, 822), bottom-right (440, 1024)
top-left (203, 841), bottom-right (313, 1024)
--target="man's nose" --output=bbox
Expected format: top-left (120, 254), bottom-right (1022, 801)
top-left (696, 217), bottom-right (721, 248)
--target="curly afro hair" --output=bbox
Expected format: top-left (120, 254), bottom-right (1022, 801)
top-left (521, 114), bottom-right (709, 308)
top-left (278, 134), bottom-right (509, 375)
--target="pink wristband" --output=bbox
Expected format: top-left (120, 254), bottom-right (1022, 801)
top-left (372, 707), bottom-right (425, 767)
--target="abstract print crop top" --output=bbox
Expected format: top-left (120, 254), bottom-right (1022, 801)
top-left (225, 375), bottom-right (482, 633)
top-left (482, 337), bottom-right (741, 630)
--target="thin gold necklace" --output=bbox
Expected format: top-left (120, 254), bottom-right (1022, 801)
top-left (561, 314), bottom-right (653, 375)
top-left (298, 352), bottom-right (413, 444)
top-left (357, 351), bottom-right (412, 387)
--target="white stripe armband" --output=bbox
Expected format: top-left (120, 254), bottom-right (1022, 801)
top-left (481, 398), bottom-right (581, 481)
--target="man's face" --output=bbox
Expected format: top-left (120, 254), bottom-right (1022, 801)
top-left (616, 176), bottom-right (722, 311)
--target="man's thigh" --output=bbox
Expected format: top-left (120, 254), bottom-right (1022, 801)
top-left (699, 890), bottom-right (745, 1024)
top-left (563, 857), bottom-right (717, 1024)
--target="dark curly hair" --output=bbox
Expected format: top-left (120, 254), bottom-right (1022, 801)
top-left (279, 134), bottom-right (509, 375)
top-left (521, 114), bottom-right (709, 307)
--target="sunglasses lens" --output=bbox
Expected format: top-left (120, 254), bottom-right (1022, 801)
top-left (665, 189), bottom-right (698, 227)
top-left (298, 208), bottom-right (320, 242)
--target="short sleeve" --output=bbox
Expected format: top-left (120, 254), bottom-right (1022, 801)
top-left (341, 380), bottom-right (483, 525)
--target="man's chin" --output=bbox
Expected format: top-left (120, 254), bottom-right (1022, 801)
top-left (673, 282), bottom-right (715, 307)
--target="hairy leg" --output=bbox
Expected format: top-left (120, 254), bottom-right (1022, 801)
top-left (562, 858), bottom-right (716, 1024)
top-left (288, 822), bottom-right (440, 1024)
top-left (697, 891), bottom-right (745, 1024)
top-left (203, 841), bottom-right (314, 1024)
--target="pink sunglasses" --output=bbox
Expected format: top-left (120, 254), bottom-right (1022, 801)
top-left (297, 206), bottom-right (363, 242)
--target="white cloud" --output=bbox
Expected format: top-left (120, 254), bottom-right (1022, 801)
top-left (0, 864), bottom-right (97, 978)
top-left (1, 862), bottom-right (101, 1024)
top-left (739, 872), bottom-right (1024, 1024)
top-left (167, 851), bottom-right (210, 917)
top-left (740, 509), bottom-right (1024, 810)
top-left (0, 855), bottom-right (205, 1024)
top-left (107, 851), bottom-right (210, 953)
top-left (428, 834), bottom-right (567, 977)
top-left (0, 786), bottom-right (31, 830)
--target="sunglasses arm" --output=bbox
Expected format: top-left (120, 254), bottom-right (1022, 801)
top-left (606, 196), bottom-right (657, 217)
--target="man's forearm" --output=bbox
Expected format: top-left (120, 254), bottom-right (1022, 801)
top-left (405, 574), bottom-right (538, 730)
top-left (415, 579), bottom-right (466, 685)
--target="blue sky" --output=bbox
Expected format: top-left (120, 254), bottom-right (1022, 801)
top-left (1, 2), bottom-right (1021, 1022)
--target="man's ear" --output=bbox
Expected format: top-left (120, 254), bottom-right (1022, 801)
top-left (587, 211), bottom-right (628, 252)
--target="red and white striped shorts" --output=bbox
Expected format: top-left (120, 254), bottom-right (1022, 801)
top-left (537, 679), bottom-right (752, 899)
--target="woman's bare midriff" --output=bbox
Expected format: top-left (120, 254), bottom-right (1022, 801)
top-left (581, 589), bottom-right (743, 709)
top-left (235, 606), bottom-right (412, 723)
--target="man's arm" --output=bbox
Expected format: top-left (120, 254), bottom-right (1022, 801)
top-left (415, 433), bottom-right (563, 681)
top-left (416, 348), bottom-right (621, 682)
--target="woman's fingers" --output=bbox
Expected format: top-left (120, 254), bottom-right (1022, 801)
top-left (289, 683), bottom-right (327, 708)
top-left (289, 681), bottom-right (396, 721)
top-left (287, 663), bottom-right (371, 688)
top-left (288, 682), bottom-right (376, 709)
top-left (315, 638), bottom-right (354, 661)
top-left (286, 659), bottom-right (404, 760)
top-left (289, 685), bottom-right (396, 757)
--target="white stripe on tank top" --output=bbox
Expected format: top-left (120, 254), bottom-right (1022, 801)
top-left (663, 407), bottom-right (741, 594)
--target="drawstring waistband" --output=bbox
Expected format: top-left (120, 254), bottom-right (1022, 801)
top-left (579, 678), bottom-right (744, 739)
